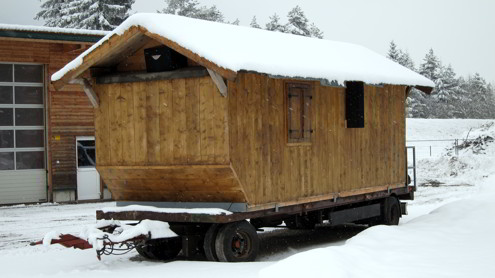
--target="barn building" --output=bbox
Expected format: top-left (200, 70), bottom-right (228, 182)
top-left (0, 24), bottom-right (112, 204)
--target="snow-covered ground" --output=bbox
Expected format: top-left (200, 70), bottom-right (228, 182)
top-left (1, 119), bottom-right (494, 277)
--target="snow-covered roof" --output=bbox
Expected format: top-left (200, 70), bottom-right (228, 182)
top-left (52, 13), bottom-right (434, 91)
top-left (0, 23), bottom-right (109, 37)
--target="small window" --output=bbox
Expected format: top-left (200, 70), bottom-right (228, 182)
top-left (0, 64), bottom-right (13, 82)
top-left (346, 81), bottom-right (365, 128)
top-left (16, 130), bottom-right (44, 148)
top-left (0, 152), bottom-right (14, 170)
top-left (77, 140), bottom-right (96, 168)
top-left (0, 86), bottom-right (13, 104)
top-left (15, 86), bottom-right (44, 104)
top-left (14, 64), bottom-right (43, 83)
top-left (0, 108), bottom-right (13, 126)
top-left (287, 83), bottom-right (312, 143)
top-left (16, 151), bottom-right (44, 170)
top-left (15, 108), bottom-right (44, 126)
top-left (0, 130), bottom-right (14, 148)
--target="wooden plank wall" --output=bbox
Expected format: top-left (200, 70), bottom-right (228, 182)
top-left (229, 72), bottom-right (407, 207)
top-left (0, 39), bottom-right (94, 191)
top-left (94, 76), bottom-right (229, 167)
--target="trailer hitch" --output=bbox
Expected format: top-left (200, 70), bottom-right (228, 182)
top-left (30, 228), bottom-right (150, 260)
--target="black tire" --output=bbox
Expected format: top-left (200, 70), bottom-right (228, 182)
top-left (214, 221), bottom-right (260, 262)
top-left (135, 237), bottom-right (182, 261)
top-left (203, 224), bottom-right (221, 261)
top-left (381, 196), bottom-right (401, 225)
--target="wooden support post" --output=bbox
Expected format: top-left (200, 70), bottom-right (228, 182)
top-left (207, 68), bottom-right (228, 97)
top-left (71, 78), bottom-right (100, 108)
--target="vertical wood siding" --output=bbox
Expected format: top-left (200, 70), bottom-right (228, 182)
top-left (228, 73), bottom-right (407, 207)
top-left (94, 76), bottom-right (229, 167)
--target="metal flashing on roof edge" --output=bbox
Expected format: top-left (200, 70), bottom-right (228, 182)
top-left (0, 30), bottom-right (104, 43)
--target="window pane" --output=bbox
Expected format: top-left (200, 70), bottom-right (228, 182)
top-left (16, 151), bottom-right (44, 170)
top-left (0, 108), bottom-right (13, 126)
top-left (16, 130), bottom-right (44, 148)
top-left (0, 64), bottom-right (13, 82)
top-left (14, 65), bottom-right (43, 83)
top-left (0, 130), bottom-right (14, 148)
top-left (77, 140), bottom-right (96, 167)
top-left (0, 86), bottom-right (13, 104)
top-left (15, 86), bottom-right (43, 104)
top-left (0, 152), bottom-right (14, 170)
top-left (15, 108), bottom-right (43, 126)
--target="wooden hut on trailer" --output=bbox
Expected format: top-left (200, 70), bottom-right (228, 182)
top-left (52, 13), bottom-right (433, 213)
top-left (49, 13), bottom-right (435, 262)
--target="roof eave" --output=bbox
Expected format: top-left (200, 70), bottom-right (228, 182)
top-left (53, 25), bottom-right (237, 90)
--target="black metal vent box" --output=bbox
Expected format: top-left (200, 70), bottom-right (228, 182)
top-left (144, 46), bottom-right (188, 73)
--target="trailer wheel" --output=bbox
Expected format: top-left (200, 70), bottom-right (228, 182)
top-left (203, 224), bottom-right (221, 261)
top-left (214, 221), bottom-right (259, 262)
top-left (135, 237), bottom-right (182, 261)
top-left (381, 196), bottom-right (401, 225)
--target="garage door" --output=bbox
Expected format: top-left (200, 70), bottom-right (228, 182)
top-left (0, 63), bottom-right (47, 204)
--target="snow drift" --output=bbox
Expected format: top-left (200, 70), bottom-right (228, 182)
top-left (260, 121), bottom-right (495, 278)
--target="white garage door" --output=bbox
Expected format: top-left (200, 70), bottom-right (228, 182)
top-left (0, 63), bottom-right (47, 205)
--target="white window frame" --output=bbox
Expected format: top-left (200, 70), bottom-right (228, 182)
top-left (76, 136), bottom-right (96, 172)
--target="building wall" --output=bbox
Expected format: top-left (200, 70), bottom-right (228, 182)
top-left (0, 38), bottom-right (95, 200)
top-left (94, 76), bottom-right (229, 166)
top-left (228, 72), bottom-right (407, 208)
top-left (93, 76), bottom-right (242, 203)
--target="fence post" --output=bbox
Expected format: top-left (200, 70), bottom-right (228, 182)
top-left (430, 145), bottom-right (432, 156)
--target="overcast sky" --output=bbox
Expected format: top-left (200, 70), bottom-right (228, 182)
top-left (1, 0), bottom-right (493, 84)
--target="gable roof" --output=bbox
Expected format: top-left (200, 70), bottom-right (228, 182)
top-left (0, 24), bottom-right (108, 43)
top-left (52, 13), bottom-right (434, 93)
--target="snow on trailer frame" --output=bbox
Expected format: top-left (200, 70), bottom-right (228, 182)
top-left (43, 13), bottom-right (433, 262)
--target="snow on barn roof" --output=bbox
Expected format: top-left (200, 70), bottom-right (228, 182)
top-left (52, 13), bottom-right (434, 91)
top-left (0, 23), bottom-right (108, 37)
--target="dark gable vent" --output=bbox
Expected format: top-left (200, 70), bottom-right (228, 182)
top-left (144, 46), bottom-right (188, 73)
top-left (345, 81), bottom-right (365, 128)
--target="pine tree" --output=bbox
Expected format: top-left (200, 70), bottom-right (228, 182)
top-left (34, 0), bottom-right (68, 27)
top-left (406, 89), bottom-right (430, 118)
top-left (309, 23), bottom-right (324, 39)
top-left (286, 6), bottom-right (311, 37)
top-left (419, 49), bottom-right (441, 81)
top-left (397, 50), bottom-right (416, 71)
top-left (159, 0), bottom-right (224, 22)
top-left (36, 0), bottom-right (134, 30)
top-left (230, 18), bottom-right (240, 25)
top-left (265, 13), bottom-right (286, 32)
top-left (250, 16), bottom-right (261, 29)
top-left (387, 41), bottom-right (400, 62)
top-left (284, 5), bottom-right (324, 38)
top-left (435, 65), bottom-right (459, 102)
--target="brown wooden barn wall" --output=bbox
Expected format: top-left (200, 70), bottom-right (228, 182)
top-left (93, 76), bottom-right (242, 202)
top-left (0, 39), bottom-right (94, 192)
top-left (228, 73), bottom-right (407, 208)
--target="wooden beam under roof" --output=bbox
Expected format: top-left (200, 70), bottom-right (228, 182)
top-left (207, 68), bottom-right (228, 97)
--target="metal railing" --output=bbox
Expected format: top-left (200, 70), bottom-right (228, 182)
top-left (405, 138), bottom-right (490, 161)
top-left (406, 146), bottom-right (417, 191)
